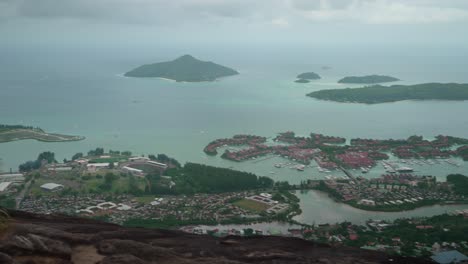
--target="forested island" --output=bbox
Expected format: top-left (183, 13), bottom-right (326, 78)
top-left (295, 72), bottom-right (321, 83)
top-left (338, 75), bottom-right (399, 84)
top-left (124, 54), bottom-right (239, 82)
top-left (0, 124), bottom-right (84, 143)
top-left (307, 83), bottom-right (468, 104)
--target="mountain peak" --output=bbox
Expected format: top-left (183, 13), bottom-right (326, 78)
top-left (175, 54), bottom-right (197, 61)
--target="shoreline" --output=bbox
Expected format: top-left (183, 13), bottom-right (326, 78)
top-left (0, 129), bottom-right (85, 144)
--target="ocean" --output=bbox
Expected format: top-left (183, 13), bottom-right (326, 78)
top-left (1, 43), bottom-right (468, 223)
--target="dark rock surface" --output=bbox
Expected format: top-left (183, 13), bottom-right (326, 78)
top-left (0, 210), bottom-right (433, 264)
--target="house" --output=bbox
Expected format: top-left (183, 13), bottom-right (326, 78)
top-left (40, 183), bottom-right (64, 192)
top-left (431, 250), bottom-right (468, 264)
top-left (0, 173), bottom-right (25, 183)
top-left (121, 166), bottom-right (144, 176)
top-left (129, 157), bottom-right (150, 162)
top-left (358, 199), bottom-right (376, 206)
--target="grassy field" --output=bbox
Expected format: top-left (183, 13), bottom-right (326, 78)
top-left (233, 198), bottom-right (270, 212)
top-left (135, 196), bottom-right (157, 203)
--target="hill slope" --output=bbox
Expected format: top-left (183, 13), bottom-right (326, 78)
top-left (124, 55), bottom-right (239, 82)
top-left (338, 75), bottom-right (399, 84)
top-left (307, 83), bottom-right (468, 104)
top-left (0, 210), bottom-right (430, 264)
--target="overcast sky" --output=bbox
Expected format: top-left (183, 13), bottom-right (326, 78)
top-left (2, 0), bottom-right (468, 48)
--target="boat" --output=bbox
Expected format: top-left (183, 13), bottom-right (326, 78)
top-left (396, 166), bottom-right (414, 173)
top-left (296, 165), bottom-right (305, 171)
top-left (274, 163), bottom-right (282, 168)
top-left (361, 167), bottom-right (369, 173)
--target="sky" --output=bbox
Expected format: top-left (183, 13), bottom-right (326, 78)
top-left (1, 0), bottom-right (468, 50)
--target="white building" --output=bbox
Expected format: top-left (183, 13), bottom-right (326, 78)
top-left (146, 160), bottom-right (168, 169)
top-left (358, 199), bottom-right (376, 206)
top-left (86, 163), bottom-right (116, 172)
top-left (0, 173), bottom-right (25, 183)
top-left (129, 157), bottom-right (150, 162)
top-left (0, 182), bottom-right (12, 192)
top-left (40, 183), bottom-right (64, 192)
top-left (122, 166), bottom-right (144, 176)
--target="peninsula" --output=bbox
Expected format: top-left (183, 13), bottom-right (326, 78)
top-left (338, 75), bottom-right (399, 84)
top-left (0, 124), bottom-right (84, 143)
top-left (307, 83), bottom-right (468, 104)
top-left (124, 54), bottom-right (239, 82)
top-left (295, 72), bottom-right (321, 83)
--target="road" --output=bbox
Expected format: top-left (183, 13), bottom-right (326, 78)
top-left (15, 179), bottom-right (32, 209)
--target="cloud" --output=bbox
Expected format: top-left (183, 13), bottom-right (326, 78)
top-left (290, 0), bottom-right (468, 24)
top-left (1, 0), bottom-right (468, 26)
top-left (271, 17), bottom-right (290, 28)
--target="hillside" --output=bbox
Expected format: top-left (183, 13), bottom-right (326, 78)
top-left (297, 72), bottom-right (321, 80)
top-left (307, 83), bottom-right (468, 104)
top-left (338, 75), bottom-right (399, 84)
top-left (124, 55), bottom-right (239, 82)
top-left (0, 210), bottom-right (429, 264)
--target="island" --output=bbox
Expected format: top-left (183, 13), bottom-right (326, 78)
top-left (124, 54), bottom-right (239, 82)
top-left (297, 72), bottom-right (321, 80)
top-left (338, 75), bottom-right (399, 84)
top-left (0, 124), bottom-right (84, 143)
top-left (295, 72), bottom-right (321, 83)
top-left (307, 83), bottom-right (468, 104)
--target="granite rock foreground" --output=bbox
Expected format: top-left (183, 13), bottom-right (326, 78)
top-left (0, 210), bottom-right (432, 264)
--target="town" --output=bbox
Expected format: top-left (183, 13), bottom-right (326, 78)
top-left (0, 148), bottom-right (298, 228)
top-left (315, 172), bottom-right (468, 211)
top-left (203, 132), bottom-right (468, 174)
top-left (1, 146), bottom-right (468, 262)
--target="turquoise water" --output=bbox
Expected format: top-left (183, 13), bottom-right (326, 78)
top-left (1, 44), bottom-right (468, 224)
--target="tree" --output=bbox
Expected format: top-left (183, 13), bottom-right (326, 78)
top-left (37, 151), bottom-right (56, 164)
top-left (88, 148), bottom-right (104, 156)
top-left (121, 151), bottom-right (132, 156)
top-left (71, 152), bottom-right (83, 160)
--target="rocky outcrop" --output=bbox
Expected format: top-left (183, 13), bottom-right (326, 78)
top-left (0, 210), bottom-right (432, 264)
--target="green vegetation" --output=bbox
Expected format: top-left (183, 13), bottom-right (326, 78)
top-left (0, 124), bottom-right (38, 133)
top-left (307, 83), bottom-right (468, 104)
top-left (297, 72), bottom-right (321, 80)
top-left (0, 208), bottom-right (10, 232)
top-left (0, 195), bottom-right (15, 209)
top-left (19, 151), bottom-right (57, 172)
top-left (171, 163), bottom-right (274, 194)
top-left (233, 199), bottom-right (270, 212)
top-left (338, 75), bottom-right (399, 84)
top-left (447, 174), bottom-right (468, 195)
top-left (124, 54), bottom-right (239, 82)
top-left (347, 214), bottom-right (468, 256)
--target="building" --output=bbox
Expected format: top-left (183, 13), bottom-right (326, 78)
top-left (40, 183), bottom-right (64, 192)
top-left (0, 182), bottom-right (12, 193)
top-left (146, 160), bottom-right (168, 169)
top-left (0, 173), bottom-right (25, 183)
top-left (121, 166), bottom-right (144, 176)
top-left (86, 163), bottom-right (116, 172)
top-left (358, 199), bottom-right (376, 206)
top-left (431, 250), bottom-right (468, 264)
top-left (129, 157), bottom-right (150, 162)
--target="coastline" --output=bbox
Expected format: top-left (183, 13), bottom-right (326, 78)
top-left (0, 129), bottom-right (85, 144)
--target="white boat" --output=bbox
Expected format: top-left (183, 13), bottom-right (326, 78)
top-left (296, 165), bottom-right (305, 171)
